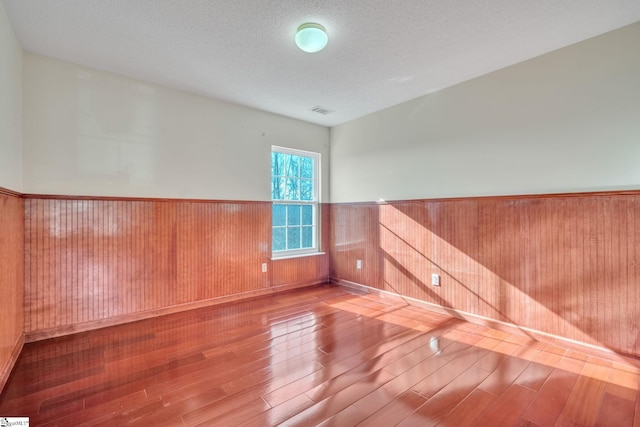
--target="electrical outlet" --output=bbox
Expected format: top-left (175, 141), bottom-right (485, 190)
top-left (356, 260), bottom-right (362, 270)
top-left (262, 263), bottom-right (268, 273)
top-left (431, 273), bottom-right (440, 286)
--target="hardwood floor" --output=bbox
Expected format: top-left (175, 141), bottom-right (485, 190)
top-left (1, 284), bottom-right (638, 426)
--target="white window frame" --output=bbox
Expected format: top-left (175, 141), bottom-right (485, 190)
top-left (271, 146), bottom-right (320, 258)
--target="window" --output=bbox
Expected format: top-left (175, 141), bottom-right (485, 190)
top-left (271, 146), bottom-right (319, 257)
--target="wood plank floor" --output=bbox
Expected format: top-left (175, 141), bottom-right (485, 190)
top-left (1, 284), bottom-right (639, 426)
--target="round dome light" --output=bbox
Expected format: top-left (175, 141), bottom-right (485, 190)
top-left (295, 23), bottom-right (328, 53)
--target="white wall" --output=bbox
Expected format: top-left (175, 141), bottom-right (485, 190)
top-left (330, 23), bottom-right (640, 203)
top-left (23, 53), bottom-right (329, 201)
top-left (0, 1), bottom-right (22, 191)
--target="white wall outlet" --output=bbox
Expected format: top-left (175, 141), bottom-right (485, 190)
top-left (356, 259), bottom-right (362, 270)
top-left (262, 263), bottom-right (268, 273)
top-left (431, 273), bottom-right (440, 286)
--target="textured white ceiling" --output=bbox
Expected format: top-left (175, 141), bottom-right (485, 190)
top-left (4, 0), bottom-right (640, 127)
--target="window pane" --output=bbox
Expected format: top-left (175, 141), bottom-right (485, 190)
top-left (271, 177), bottom-right (284, 200)
top-left (301, 157), bottom-right (313, 179)
top-left (287, 205), bottom-right (301, 226)
top-left (273, 228), bottom-right (286, 251)
top-left (272, 152), bottom-right (284, 177)
top-left (272, 204), bottom-right (286, 226)
top-left (300, 179), bottom-right (313, 201)
top-left (302, 226), bottom-right (313, 248)
top-left (272, 148), bottom-right (319, 256)
top-left (286, 154), bottom-right (300, 178)
top-left (285, 178), bottom-right (300, 200)
top-left (302, 205), bottom-right (313, 225)
top-left (287, 227), bottom-right (301, 249)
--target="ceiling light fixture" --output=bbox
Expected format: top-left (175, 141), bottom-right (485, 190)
top-left (295, 23), bottom-right (328, 53)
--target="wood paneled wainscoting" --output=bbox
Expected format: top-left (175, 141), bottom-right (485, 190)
top-left (330, 192), bottom-right (640, 359)
top-left (23, 196), bottom-right (330, 341)
top-left (0, 188), bottom-right (24, 392)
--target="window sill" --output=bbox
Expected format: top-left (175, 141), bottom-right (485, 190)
top-left (271, 251), bottom-right (326, 261)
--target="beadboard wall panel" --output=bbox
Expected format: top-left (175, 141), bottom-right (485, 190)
top-left (24, 198), bottom-right (329, 340)
top-left (330, 193), bottom-right (640, 358)
top-left (0, 190), bottom-right (24, 392)
top-left (330, 204), bottom-right (382, 289)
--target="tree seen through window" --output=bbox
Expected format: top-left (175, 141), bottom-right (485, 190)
top-left (271, 148), bottom-right (318, 254)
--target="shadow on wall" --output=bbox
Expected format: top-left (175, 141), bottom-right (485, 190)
top-left (330, 194), bottom-right (640, 359)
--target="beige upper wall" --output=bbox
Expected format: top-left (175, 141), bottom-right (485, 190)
top-left (330, 22), bottom-right (640, 203)
top-left (18, 22), bottom-right (640, 202)
top-left (23, 53), bottom-right (329, 201)
top-left (0, 1), bottom-right (22, 191)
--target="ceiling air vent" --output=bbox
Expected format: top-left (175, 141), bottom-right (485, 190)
top-left (311, 105), bottom-right (334, 115)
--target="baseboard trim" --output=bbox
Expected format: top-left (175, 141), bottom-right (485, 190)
top-left (272, 276), bottom-right (330, 288)
top-left (0, 333), bottom-right (25, 394)
top-left (25, 280), bottom-right (325, 342)
top-left (333, 278), bottom-right (640, 366)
